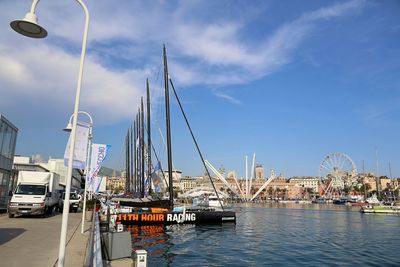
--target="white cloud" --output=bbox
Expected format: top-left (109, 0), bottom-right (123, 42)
top-left (213, 90), bottom-right (242, 105)
top-left (169, 0), bottom-right (366, 87)
top-left (0, 0), bottom-right (366, 118)
top-left (0, 42), bottom-right (146, 125)
top-left (174, 23), bottom-right (260, 67)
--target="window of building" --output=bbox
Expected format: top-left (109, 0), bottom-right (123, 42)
top-left (9, 129), bottom-right (17, 158)
top-left (1, 124), bottom-right (13, 159)
top-left (0, 171), bottom-right (10, 207)
top-left (0, 120), bottom-right (4, 154)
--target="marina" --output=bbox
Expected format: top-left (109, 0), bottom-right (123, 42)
top-left (2, 202), bottom-right (400, 266)
top-left (1, 1), bottom-right (400, 267)
top-left (117, 203), bottom-right (400, 266)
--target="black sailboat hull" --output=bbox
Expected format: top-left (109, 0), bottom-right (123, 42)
top-left (116, 210), bottom-right (236, 225)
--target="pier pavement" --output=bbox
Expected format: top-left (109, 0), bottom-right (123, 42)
top-left (0, 211), bottom-right (90, 267)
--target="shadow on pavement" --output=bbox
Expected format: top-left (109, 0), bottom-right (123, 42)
top-left (0, 228), bottom-right (26, 245)
top-left (11, 212), bottom-right (61, 219)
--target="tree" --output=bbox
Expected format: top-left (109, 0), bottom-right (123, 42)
top-left (359, 183), bottom-right (371, 197)
top-left (267, 187), bottom-right (273, 199)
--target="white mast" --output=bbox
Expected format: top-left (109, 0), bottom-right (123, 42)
top-left (249, 153), bottom-right (256, 200)
top-left (232, 174), bottom-right (246, 200)
top-left (245, 155), bottom-right (248, 200)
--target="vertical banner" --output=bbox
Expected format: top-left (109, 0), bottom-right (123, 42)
top-left (152, 161), bottom-right (163, 193)
top-left (88, 143), bottom-right (111, 193)
top-left (64, 122), bottom-right (90, 169)
top-left (95, 176), bottom-right (106, 193)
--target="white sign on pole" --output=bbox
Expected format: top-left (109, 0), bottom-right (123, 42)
top-left (88, 143), bottom-right (111, 193)
top-left (64, 122), bottom-right (90, 169)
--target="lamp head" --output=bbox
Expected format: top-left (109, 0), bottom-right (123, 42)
top-left (10, 12), bottom-right (47, 38)
top-left (63, 122), bottom-right (73, 132)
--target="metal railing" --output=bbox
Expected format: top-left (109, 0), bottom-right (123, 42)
top-left (84, 211), bottom-right (103, 267)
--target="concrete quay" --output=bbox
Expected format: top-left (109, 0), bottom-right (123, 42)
top-left (0, 211), bottom-right (90, 267)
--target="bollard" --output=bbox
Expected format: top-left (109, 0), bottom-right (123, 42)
top-left (135, 250), bottom-right (147, 267)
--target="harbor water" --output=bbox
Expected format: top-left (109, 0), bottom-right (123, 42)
top-left (127, 203), bottom-right (400, 266)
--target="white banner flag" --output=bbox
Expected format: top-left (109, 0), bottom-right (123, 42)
top-left (64, 122), bottom-right (90, 169)
top-left (88, 143), bottom-right (111, 193)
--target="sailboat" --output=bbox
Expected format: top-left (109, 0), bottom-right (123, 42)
top-left (112, 45), bottom-right (236, 225)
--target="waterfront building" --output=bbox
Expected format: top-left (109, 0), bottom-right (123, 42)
top-left (0, 115), bottom-right (18, 210)
top-left (180, 176), bottom-right (198, 192)
top-left (255, 164), bottom-right (264, 180)
top-left (289, 176), bottom-right (319, 193)
top-left (106, 176), bottom-right (125, 192)
top-left (227, 171), bottom-right (236, 180)
top-left (40, 158), bottom-right (83, 190)
top-left (360, 173), bottom-right (394, 193)
top-left (380, 177), bottom-right (391, 191)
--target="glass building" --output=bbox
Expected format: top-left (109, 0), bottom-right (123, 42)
top-left (0, 114), bottom-right (18, 210)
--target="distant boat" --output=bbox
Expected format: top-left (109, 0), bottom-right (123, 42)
top-left (346, 195), bottom-right (367, 206)
top-left (360, 203), bottom-right (400, 214)
top-left (365, 194), bottom-right (380, 204)
top-left (197, 195), bottom-right (224, 208)
top-left (296, 200), bottom-right (312, 204)
top-left (333, 198), bottom-right (347, 205)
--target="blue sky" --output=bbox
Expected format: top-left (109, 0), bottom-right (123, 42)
top-left (1, 0), bottom-right (399, 178)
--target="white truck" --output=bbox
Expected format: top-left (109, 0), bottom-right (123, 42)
top-left (8, 171), bottom-right (60, 218)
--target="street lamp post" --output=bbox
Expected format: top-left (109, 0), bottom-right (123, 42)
top-left (63, 111), bottom-right (93, 234)
top-left (10, 1), bottom-right (90, 266)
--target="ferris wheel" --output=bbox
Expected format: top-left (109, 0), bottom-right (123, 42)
top-left (319, 152), bottom-right (358, 196)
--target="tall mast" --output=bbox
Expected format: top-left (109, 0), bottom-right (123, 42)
top-left (136, 111), bottom-right (140, 195)
top-left (375, 148), bottom-right (381, 199)
top-left (125, 130), bottom-right (130, 193)
top-left (163, 45), bottom-right (174, 209)
top-left (130, 125), bottom-right (133, 193)
top-left (141, 97), bottom-right (145, 198)
top-left (133, 118), bottom-right (137, 194)
top-left (146, 78), bottom-right (152, 195)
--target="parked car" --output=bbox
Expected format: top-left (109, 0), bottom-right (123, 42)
top-left (57, 191), bottom-right (80, 213)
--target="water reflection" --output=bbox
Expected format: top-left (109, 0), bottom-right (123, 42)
top-left (126, 204), bottom-right (400, 266)
top-left (126, 224), bottom-right (175, 265)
